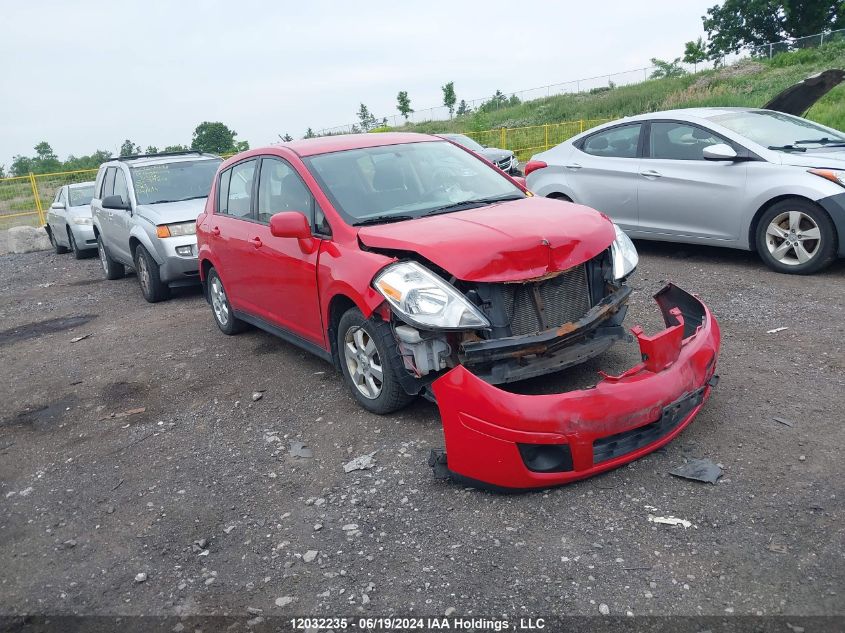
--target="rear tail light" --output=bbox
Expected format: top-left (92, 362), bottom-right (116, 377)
top-left (523, 160), bottom-right (547, 177)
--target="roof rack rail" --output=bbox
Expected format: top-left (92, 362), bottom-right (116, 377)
top-left (116, 150), bottom-right (219, 161)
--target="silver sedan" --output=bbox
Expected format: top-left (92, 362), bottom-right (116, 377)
top-left (526, 107), bottom-right (845, 274)
top-left (45, 182), bottom-right (97, 259)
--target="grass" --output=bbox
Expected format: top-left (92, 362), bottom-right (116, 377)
top-left (397, 39), bottom-right (845, 138)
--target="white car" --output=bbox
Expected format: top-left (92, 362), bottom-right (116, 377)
top-left (526, 107), bottom-right (845, 274)
top-left (45, 182), bottom-right (96, 259)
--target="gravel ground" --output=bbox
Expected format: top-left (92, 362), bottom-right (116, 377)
top-left (0, 243), bottom-right (843, 626)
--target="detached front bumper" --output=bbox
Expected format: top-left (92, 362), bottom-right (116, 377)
top-left (430, 284), bottom-right (721, 490)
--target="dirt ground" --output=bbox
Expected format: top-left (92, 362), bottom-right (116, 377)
top-left (1, 242), bottom-right (843, 627)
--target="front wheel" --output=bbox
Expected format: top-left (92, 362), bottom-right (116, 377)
top-left (97, 235), bottom-right (125, 280)
top-left (68, 228), bottom-right (86, 260)
top-left (337, 308), bottom-right (414, 415)
top-left (49, 227), bottom-right (69, 254)
top-left (755, 199), bottom-right (837, 275)
top-left (134, 245), bottom-right (170, 303)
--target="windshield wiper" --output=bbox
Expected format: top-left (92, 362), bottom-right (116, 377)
top-left (424, 194), bottom-right (524, 217)
top-left (767, 144), bottom-right (806, 152)
top-left (794, 137), bottom-right (845, 147)
top-left (353, 215), bottom-right (415, 226)
top-left (148, 195), bottom-right (207, 204)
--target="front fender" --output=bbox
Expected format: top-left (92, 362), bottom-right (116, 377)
top-left (129, 225), bottom-right (162, 263)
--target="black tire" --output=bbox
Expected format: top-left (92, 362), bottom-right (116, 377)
top-left (49, 227), bottom-right (69, 254)
top-left (755, 198), bottom-right (837, 275)
top-left (547, 193), bottom-right (573, 202)
top-left (68, 228), bottom-right (86, 260)
top-left (207, 267), bottom-right (246, 335)
top-left (134, 245), bottom-right (170, 303)
top-left (336, 308), bottom-right (414, 415)
top-left (97, 235), bottom-right (125, 280)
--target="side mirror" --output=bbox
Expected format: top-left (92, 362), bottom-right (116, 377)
top-left (702, 143), bottom-right (738, 161)
top-left (102, 195), bottom-right (130, 210)
top-left (270, 211), bottom-right (312, 239)
top-left (51, 202), bottom-right (66, 210)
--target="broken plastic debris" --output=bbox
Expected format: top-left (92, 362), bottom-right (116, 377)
top-left (773, 416), bottom-right (795, 427)
top-left (289, 441), bottom-right (313, 458)
top-left (669, 458), bottom-right (722, 484)
top-left (766, 327), bottom-right (788, 334)
top-left (98, 407), bottom-right (146, 421)
top-left (70, 334), bottom-right (91, 343)
top-left (648, 515), bottom-right (693, 529)
top-left (343, 452), bottom-right (376, 473)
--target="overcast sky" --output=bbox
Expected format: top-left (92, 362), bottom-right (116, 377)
top-left (0, 0), bottom-right (713, 167)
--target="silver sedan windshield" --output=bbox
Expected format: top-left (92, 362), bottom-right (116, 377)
top-left (708, 110), bottom-right (845, 148)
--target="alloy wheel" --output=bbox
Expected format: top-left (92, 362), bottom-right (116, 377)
top-left (209, 275), bottom-right (230, 326)
top-left (98, 239), bottom-right (108, 273)
top-left (343, 326), bottom-right (384, 400)
top-left (765, 211), bottom-right (821, 266)
top-left (137, 252), bottom-right (150, 295)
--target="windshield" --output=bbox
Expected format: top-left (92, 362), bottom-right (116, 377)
top-left (130, 159), bottom-right (222, 205)
top-left (68, 185), bottom-right (94, 207)
top-left (708, 110), bottom-right (845, 149)
top-left (304, 141), bottom-right (523, 225)
top-left (445, 134), bottom-right (484, 152)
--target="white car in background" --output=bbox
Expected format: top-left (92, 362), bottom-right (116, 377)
top-left (45, 181), bottom-right (96, 259)
top-left (526, 107), bottom-right (845, 275)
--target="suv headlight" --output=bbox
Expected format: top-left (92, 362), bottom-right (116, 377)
top-left (611, 224), bottom-right (638, 280)
top-left (70, 216), bottom-right (93, 225)
top-left (374, 261), bottom-right (490, 330)
top-left (809, 168), bottom-right (845, 187)
top-left (156, 221), bottom-right (196, 238)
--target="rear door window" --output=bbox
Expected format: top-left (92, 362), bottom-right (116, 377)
top-left (581, 124), bottom-right (642, 158)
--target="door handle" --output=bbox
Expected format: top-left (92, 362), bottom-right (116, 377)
top-left (640, 169), bottom-right (662, 178)
top-left (564, 163), bottom-right (582, 170)
top-left (211, 226), bottom-right (220, 236)
top-left (248, 236), bottom-right (263, 248)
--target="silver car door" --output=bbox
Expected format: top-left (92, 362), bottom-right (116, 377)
top-left (97, 167), bottom-right (118, 249)
top-left (47, 187), bottom-right (65, 244)
top-left (565, 123), bottom-right (643, 231)
top-left (636, 120), bottom-right (747, 243)
top-left (110, 168), bottom-right (134, 262)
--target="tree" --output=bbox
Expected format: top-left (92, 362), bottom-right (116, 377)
top-left (119, 139), bottom-right (141, 157)
top-left (442, 81), bottom-right (457, 117)
top-left (191, 121), bottom-right (244, 154)
top-left (0, 164), bottom-right (5, 178)
top-left (356, 103), bottom-right (377, 131)
top-left (10, 155), bottom-right (32, 176)
top-left (683, 37), bottom-right (708, 72)
top-left (456, 99), bottom-right (471, 116)
top-left (396, 91), bottom-right (413, 120)
top-left (280, 133), bottom-right (294, 142)
top-left (702, 1), bottom-right (845, 58)
top-left (649, 57), bottom-right (687, 79)
top-left (304, 128), bottom-right (316, 139)
top-left (164, 144), bottom-right (189, 152)
top-left (145, 145), bottom-right (159, 155)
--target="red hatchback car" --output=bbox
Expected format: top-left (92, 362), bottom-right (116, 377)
top-left (197, 133), bottom-right (721, 490)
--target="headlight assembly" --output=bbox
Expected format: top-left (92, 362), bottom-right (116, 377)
top-left (156, 221), bottom-right (196, 238)
top-left (611, 223), bottom-right (638, 280)
top-left (374, 261), bottom-right (490, 330)
top-left (809, 168), bottom-right (845, 187)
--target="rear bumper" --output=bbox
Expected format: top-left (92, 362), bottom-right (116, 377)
top-left (430, 283), bottom-right (721, 490)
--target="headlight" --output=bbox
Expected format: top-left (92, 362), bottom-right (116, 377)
top-left (70, 216), bottom-right (93, 225)
top-left (611, 224), bottom-right (638, 280)
top-left (809, 168), bottom-right (845, 187)
top-left (374, 261), bottom-right (490, 330)
top-left (156, 221), bottom-right (196, 238)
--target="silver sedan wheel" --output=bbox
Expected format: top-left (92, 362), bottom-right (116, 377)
top-left (209, 275), bottom-right (230, 327)
top-left (765, 211), bottom-right (821, 266)
top-left (137, 252), bottom-right (151, 294)
top-left (343, 326), bottom-right (383, 400)
top-left (98, 240), bottom-right (109, 273)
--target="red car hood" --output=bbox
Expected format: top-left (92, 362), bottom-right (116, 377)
top-left (357, 197), bottom-right (615, 282)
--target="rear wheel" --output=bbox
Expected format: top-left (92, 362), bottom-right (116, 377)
top-left (68, 228), bottom-right (85, 260)
top-left (207, 268), bottom-right (246, 334)
top-left (547, 193), bottom-right (573, 203)
top-left (337, 308), bottom-right (414, 415)
top-left (50, 227), bottom-right (69, 254)
top-left (97, 235), bottom-right (124, 280)
top-left (755, 199), bottom-right (836, 275)
top-left (134, 245), bottom-right (170, 303)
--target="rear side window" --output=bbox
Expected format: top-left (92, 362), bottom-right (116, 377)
top-left (649, 121), bottom-right (726, 160)
top-left (222, 160), bottom-right (256, 219)
top-left (102, 167), bottom-right (116, 198)
top-left (581, 124), bottom-right (642, 158)
top-left (256, 158), bottom-right (314, 224)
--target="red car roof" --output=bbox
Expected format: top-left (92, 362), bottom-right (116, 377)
top-left (282, 132), bottom-right (441, 157)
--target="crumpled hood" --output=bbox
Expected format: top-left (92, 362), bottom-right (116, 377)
top-left (777, 148), bottom-right (845, 169)
top-left (135, 198), bottom-right (208, 225)
top-left (357, 197), bottom-right (615, 282)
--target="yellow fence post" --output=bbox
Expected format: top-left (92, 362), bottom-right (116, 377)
top-left (28, 173), bottom-right (45, 226)
top-left (579, 119), bottom-right (584, 133)
top-left (501, 127), bottom-right (506, 149)
top-left (544, 124), bottom-right (549, 150)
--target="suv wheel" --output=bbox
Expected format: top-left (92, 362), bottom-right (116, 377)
top-left (97, 235), bottom-right (125, 280)
top-left (134, 245), bottom-right (170, 303)
top-left (337, 308), bottom-right (414, 415)
top-left (68, 228), bottom-right (85, 260)
top-left (756, 199), bottom-right (836, 275)
top-left (50, 228), bottom-right (69, 254)
top-left (207, 268), bottom-right (246, 334)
